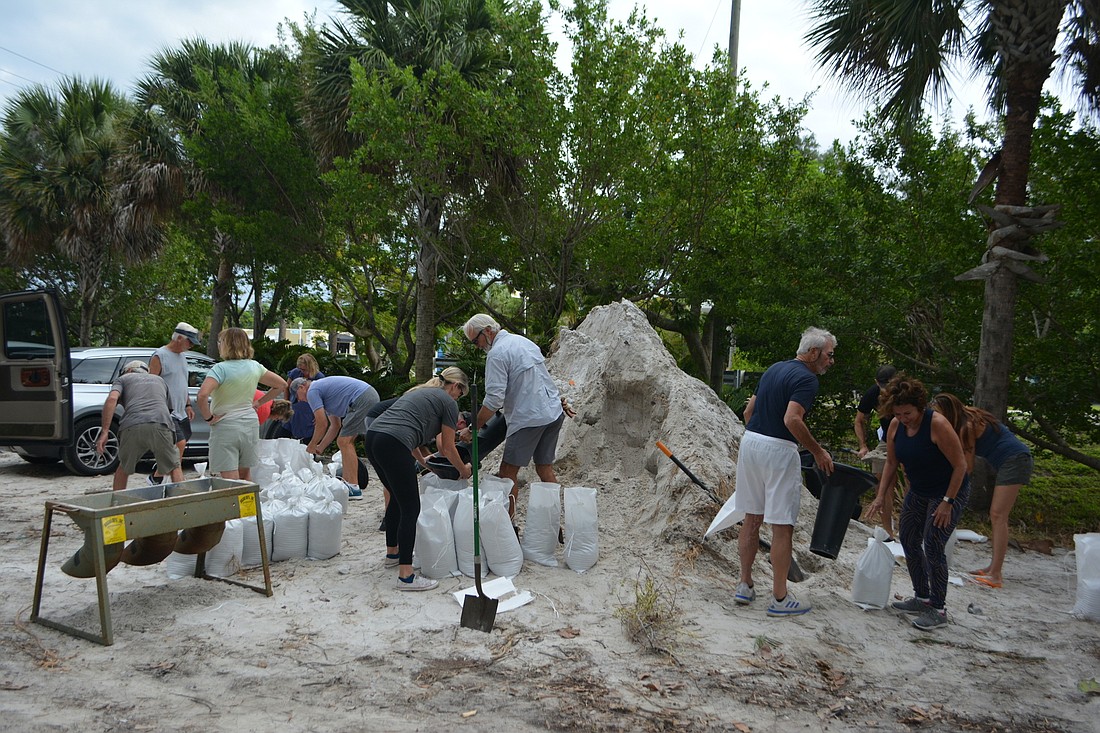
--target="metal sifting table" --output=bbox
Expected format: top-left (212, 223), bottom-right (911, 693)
top-left (32, 477), bottom-right (272, 645)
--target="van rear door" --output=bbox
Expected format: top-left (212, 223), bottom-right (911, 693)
top-left (0, 290), bottom-right (72, 445)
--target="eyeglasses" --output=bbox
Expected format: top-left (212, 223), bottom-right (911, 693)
top-left (470, 328), bottom-right (487, 346)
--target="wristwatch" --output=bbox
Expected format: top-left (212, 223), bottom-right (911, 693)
top-left (941, 496), bottom-right (955, 505)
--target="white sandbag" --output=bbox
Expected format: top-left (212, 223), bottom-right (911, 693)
top-left (563, 487), bottom-right (599, 573)
top-left (194, 462), bottom-right (208, 478)
top-left (257, 439), bottom-right (277, 462)
top-left (481, 494), bottom-right (523, 578)
top-left (252, 456), bottom-right (279, 489)
top-left (453, 489), bottom-right (475, 576)
top-left (422, 488), bottom-right (460, 520)
top-left (480, 475), bottom-right (514, 511)
top-left (1072, 533), bottom-right (1100, 622)
top-left (416, 494), bottom-right (459, 578)
top-left (522, 481), bottom-right (560, 567)
top-left (240, 514), bottom-right (273, 568)
top-left (323, 474), bottom-right (349, 514)
top-left (852, 528), bottom-right (895, 609)
top-left (420, 473), bottom-right (468, 493)
top-left (205, 519), bottom-right (245, 577)
top-left (165, 550), bottom-right (197, 580)
top-left (269, 498), bottom-right (310, 562)
top-left (306, 498), bottom-right (343, 560)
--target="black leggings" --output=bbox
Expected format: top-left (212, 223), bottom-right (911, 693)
top-left (364, 431), bottom-right (420, 566)
top-left (899, 481), bottom-right (970, 609)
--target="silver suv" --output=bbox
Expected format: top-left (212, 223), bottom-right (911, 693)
top-left (11, 347), bottom-right (214, 475)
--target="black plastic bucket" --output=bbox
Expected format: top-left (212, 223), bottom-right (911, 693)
top-left (808, 462), bottom-right (878, 559)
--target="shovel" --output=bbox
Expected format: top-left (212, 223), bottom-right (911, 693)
top-left (460, 380), bottom-right (498, 633)
top-left (656, 441), bottom-right (805, 583)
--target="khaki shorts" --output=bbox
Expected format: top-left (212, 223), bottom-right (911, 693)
top-left (208, 415), bottom-right (259, 474)
top-left (864, 441), bottom-right (888, 475)
top-left (118, 423), bottom-right (180, 474)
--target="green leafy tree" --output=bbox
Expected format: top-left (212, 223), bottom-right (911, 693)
top-left (0, 78), bottom-right (183, 344)
top-left (303, 0), bottom-right (509, 380)
top-left (805, 0), bottom-right (1100, 421)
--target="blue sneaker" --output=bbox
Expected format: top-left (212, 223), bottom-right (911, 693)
top-left (734, 582), bottom-right (756, 605)
top-left (345, 481), bottom-right (363, 500)
top-left (766, 593), bottom-right (812, 617)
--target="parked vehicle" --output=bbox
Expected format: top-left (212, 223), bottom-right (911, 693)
top-left (0, 290), bottom-right (72, 458)
top-left (10, 346), bottom-right (215, 476)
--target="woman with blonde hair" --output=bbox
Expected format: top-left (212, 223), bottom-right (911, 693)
top-left (285, 353), bottom-right (326, 442)
top-left (932, 392), bottom-right (1033, 588)
top-left (364, 367), bottom-right (471, 591)
top-left (197, 328), bottom-right (287, 480)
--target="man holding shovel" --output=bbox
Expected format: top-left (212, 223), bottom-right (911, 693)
top-left (734, 327), bottom-right (836, 617)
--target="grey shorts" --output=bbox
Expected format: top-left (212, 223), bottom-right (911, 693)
top-left (864, 441), bottom-right (888, 475)
top-left (502, 412), bottom-right (565, 467)
top-left (118, 423), bottom-right (180, 474)
top-left (996, 452), bottom-right (1033, 486)
top-left (171, 416), bottom-right (192, 444)
top-left (340, 389), bottom-right (380, 438)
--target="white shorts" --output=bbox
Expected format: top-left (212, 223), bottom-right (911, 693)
top-left (732, 431), bottom-right (802, 526)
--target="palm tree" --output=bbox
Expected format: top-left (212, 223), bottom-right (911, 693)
top-left (805, 0), bottom-right (1100, 418)
top-left (0, 77), bottom-right (182, 344)
top-left (136, 40), bottom-right (282, 357)
top-left (302, 0), bottom-right (507, 380)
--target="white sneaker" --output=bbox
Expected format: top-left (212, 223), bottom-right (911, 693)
top-left (384, 553), bottom-right (400, 568)
top-left (766, 593), bottom-right (812, 617)
top-left (734, 582), bottom-right (756, 605)
top-left (396, 574), bottom-right (437, 592)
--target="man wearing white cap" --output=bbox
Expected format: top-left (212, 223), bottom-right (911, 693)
top-left (96, 361), bottom-right (184, 490)
top-left (148, 322), bottom-right (201, 483)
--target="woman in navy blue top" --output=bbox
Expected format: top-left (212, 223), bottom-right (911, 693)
top-left (932, 393), bottom-right (1033, 588)
top-left (866, 374), bottom-right (969, 631)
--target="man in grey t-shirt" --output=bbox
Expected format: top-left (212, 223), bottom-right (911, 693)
top-left (96, 361), bottom-right (184, 491)
top-left (148, 321), bottom-right (201, 482)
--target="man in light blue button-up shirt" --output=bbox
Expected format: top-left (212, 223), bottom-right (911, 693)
top-left (463, 314), bottom-right (574, 518)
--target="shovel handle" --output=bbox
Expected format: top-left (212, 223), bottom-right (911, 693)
top-left (656, 441), bottom-right (719, 504)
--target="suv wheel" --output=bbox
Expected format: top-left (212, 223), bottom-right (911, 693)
top-left (63, 417), bottom-right (119, 476)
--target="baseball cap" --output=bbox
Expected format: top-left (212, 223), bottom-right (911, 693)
top-left (174, 322), bottom-right (201, 344)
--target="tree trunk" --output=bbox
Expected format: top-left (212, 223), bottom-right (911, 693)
top-left (414, 244), bottom-right (438, 382)
top-left (707, 311), bottom-right (730, 395)
top-left (413, 194), bottom-right (443, 382)
top-left (973, 1), bottom-right (1060, 420)
top-left (208, 231), bottom-right (234, 359)
top-left (973, 266), bottom-right (1018, 421)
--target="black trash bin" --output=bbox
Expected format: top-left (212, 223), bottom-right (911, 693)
top-left (808, 462), bottom-right (878, 559)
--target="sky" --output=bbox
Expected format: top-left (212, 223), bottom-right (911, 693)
top-left (0, 0), bottom-right (999, 148)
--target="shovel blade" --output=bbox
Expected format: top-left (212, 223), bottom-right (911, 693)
top-left (460, 594), bottom-right (499, 633)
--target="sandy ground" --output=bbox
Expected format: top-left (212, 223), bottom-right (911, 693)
top-left (1, 447), bottom-right (1098, 733)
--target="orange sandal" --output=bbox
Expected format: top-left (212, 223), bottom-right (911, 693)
top-left (968, 575), bottom-right (1002, 589)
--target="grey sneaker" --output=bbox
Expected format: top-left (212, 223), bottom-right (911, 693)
top-left (766, 593), bottom-right (812, 617)
top-left (912, 607), bottom-right (948, 630)
top-left (384, 553), bottom-right (400, 568)
top-left (396, 574), bottom-right (437, 592)
top-left (892, 597), bottom-right (932, 615)
top-left (734, 582), bottom-right (756, 605)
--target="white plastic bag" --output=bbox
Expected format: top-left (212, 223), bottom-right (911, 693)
top-left (522, 481), bottom-right (560, 567)
top-left (1072, 533), bottom-right (1100, 622)
top-left (563, 487), bottom-right (598, 573)
top-left (205, 519), bottom-right (245, 577)
top-left (481, 493), bottom-right (523, 578)
top-left (240, 514), bottom-right (273, 568)
top-left (416, 494), bottom-right (459, 578)
top-left (453, 489), bottom-right (475, 577)
top-left (852, 527), bottom-right (895, 609)
top-left (306, 497), bottom-right (344, 560)
top-left (269, 498), bottom-right (309, 562)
